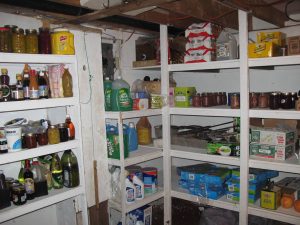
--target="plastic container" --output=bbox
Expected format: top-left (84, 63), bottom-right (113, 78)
top-left (31, 161), bottom-right (48, 197)
top-left (133, 175), bottom-right (144, 200)
top-left (216, 30), bottom-right (238, 61)
top-left (106, 125), bottom-right (129, 159)
top-left (125, 177), bottom-right (136, 204)
top-left (51, 28), bottom-right (75, 55)
top-left (111, 76), bottom-right (132, 111)
top-left (104, 77), bottom-right (112, 111)
top-left (136, 117), bottom-right (152, 145)
top-left (128, 122), bottom-right (138, 152)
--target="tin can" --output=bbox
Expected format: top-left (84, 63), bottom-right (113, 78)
top-left (142, 167), bottom-right (157, 194)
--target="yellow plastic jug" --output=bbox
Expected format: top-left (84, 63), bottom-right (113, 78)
top-left (51, 28), bottom-right (75, 55)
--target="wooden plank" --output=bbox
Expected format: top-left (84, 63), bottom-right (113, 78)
top-left (47, 0), bottom-right (81, 7)
top-left (55, 0), bottom-right (178, 24)
top-left (159, 0), bottom-right (239, 29)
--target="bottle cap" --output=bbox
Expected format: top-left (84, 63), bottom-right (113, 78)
top-left (64, 65), bottom-right (69, 69)
top-left (39, 71), bottom-right (45, 76)
top-left (16, 74), bottom-right (22, 80)
top-left (66, 114), bottom-right (71, 119)
top-left (129, 122), bottom-right (135, 128)
top-left (105, 77), bottom-right (109, 80)
top-left (1, 68), bottom-right (8, 74)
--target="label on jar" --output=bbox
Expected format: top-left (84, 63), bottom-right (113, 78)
top-left (39, 85), bottom-right (48, 97)
top-left (25, 178), bottom-right (35, 194)
top-left (23, 86), bottom-right (30, 99)
top-left (30, 89), bottom-right (39, 99)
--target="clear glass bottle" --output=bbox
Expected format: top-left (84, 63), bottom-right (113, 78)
top-left (23, 70), bottom-right (30, 100)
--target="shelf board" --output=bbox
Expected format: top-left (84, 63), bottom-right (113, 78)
top-left (132, 65), bottom-right (161, 70)
top-left (171, 145), bottom-right (240, 166)
top-left (250, 108), bottom-right (300, 119)
top-left (0, 140), bottom-right (80, 165)
top-left (105, 109), bottom-right (162, 119)
top-left (0, 98), bottom-right (77, 112)
top-left (249, 155), bottom-right (300, 174)
top-left (249, 55), bottom-right (300, 68)
top-left (108, 145), bottom-right (163, 167)
top-left (0, 53), bottom-right (76, 64)
top-left (0, 186), bottom-right (84, 223)
top-left (170, 106), bottom-right (240, 117)
top-left (168, 60), bottom-right (240, 72)
top-left (249, 200), bottom-right (300, 225)
top-left (109, 188), bottom-right (164, 213)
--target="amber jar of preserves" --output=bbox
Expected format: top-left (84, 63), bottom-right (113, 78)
top-left (192, 93), bottom-right (201, 107)
top-left (230, 93), bottom-right (240, 109)
top-left (48, 125), bottom-right (60, 144)
top-left (25, 133), bottom-right (37, 149)
top-left (269, 92), bottom-right (280, 110)
top-left (25, 29), bottom-right (38, 54)
top-left (258, 93), bottom-right (268, 108)
top-left (12, 28), bottom-right (25, 53)
top-left (249, 92), bottom-right (258, 108)
top-left (37, 131), bottom-right (48, 146)
top-left (280, 92), bottom-right (292, 109)
top-left (216, 92), bottom-right (222, 105)
top-left (202, 93), bottom-right (209, 107)
top-left (0, 27), bottom-right (10, 52)
top-left (4, 25), bottom-right (17, 52)
top-left (38, 27), bottom-right (51, 54)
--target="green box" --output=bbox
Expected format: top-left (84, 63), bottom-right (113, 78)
top-left (250, 143), bottom-right (294, 160)
top-left (174, 87), bottom-right (196, 107)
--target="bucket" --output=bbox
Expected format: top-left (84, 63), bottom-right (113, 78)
top-left (5, 126), bottom-right (22, 151)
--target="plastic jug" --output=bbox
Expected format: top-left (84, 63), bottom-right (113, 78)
top-left (128, 122), bottom-right (138, 152)
top-left (104, 77), bottom-right (112, 111)
top-left (111, 76), bottom-right (132, 111)
top-left (133, 175), bottom-right (144, 200)
top-left (136, 117), bottom-right (152, 145)
top-left (125, 177), bottom-right (136, 204)
top-left (106, 124), bottom-right (129, 159)
top-left (216, 30), bottom-right (238, 61)
top-left (31, 160), bottom-right (48, 197)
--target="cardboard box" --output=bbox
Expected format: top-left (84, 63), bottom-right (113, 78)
top-left (250, 143), bottom-right (295, 160)
top-left (287, 36), bottom-right (300, 55)
top-left (257, 31), bottom-right (283, 46)
top-left (248, 42), bottom-right (279, 58)
top-left (186, 38), bottom-right (216, 51)
top-left (260, 186), bottom-right (281, 210)
top-left (127, 205), bottom-right (152, 225)
top-left (174, 87), bottom-right (196, 107)
top-left (250, 127), bottom-right (296, 146)
top-left (185, 22), bottom-right (220, 38)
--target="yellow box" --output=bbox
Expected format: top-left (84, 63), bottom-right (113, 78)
top-left (260, 186), bottom-right (281, 210)
top-left (248, 42), bottom-right (278, 58)
top-left (257, 32), bottom-right (282, 46)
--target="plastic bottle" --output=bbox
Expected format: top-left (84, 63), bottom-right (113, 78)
top-left (125, 176), bottom-right (136, 204)
top-left (136, 117), bottom-right (152, 145)
top-left (65, 114), bottom-right (75, 140)
top-left (50, 153), bottom-right (63, 189)
top-left (38, 71), bottom-right (48, 99)
top-left (104, 77), bottom-right (112, 111)
top-left (111, 76), bottom-right (132, 111)
top-left (61, 150), bottom-right (80, 188)
top-left (128, 122), bottom-right (138, 152)
top-left (133, 175), bottom-right (144, 200)
top-left (62, 66), bottom-right (73, 97)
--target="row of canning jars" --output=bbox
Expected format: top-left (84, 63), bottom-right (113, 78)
top-left (192, 92), bottom-right (227, 107)
top-left (0, 26), bottom-right (50, 54)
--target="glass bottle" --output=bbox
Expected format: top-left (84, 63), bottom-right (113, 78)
top-left (62, 66), bottom-right (73, 97)
top-left (29, 69), bottom-right (39, 99)
top-left (23, 70), bottom-right (30, 100)
top-left (0, 68), bottom-right (10, 86)
top-left (38, 71), bottom-right (48, 99)
top-left (65, 114), bottom-right (75, 140)
top-left (1, 68), bottom-right (11, 102)
top-left (24, 159), bottom-right (35, 200)
top-left (0, 170), bottom-right (6, 190)
top-left (18, 161), bottom-right (25, 184)
top-left (25, 29), bottom-right (38, 54)
top-left (12, 28), bottom-right (25, 53)
top-left (38, 27), bottom-right (51, 54)
top-left (61, 150), bottom-right (79, 188)
top-left (50, 153), bottom-right (63, 189)
top-left (14, 74), bottom-right (24, 101)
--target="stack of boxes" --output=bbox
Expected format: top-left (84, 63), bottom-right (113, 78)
top-left (250, 127), bottom-right (296, 160)
top-left (226, 168), bottom-right (279, 204)
top-left (178, 163), bottom-right (231, 200)
top-left (184, 23), bottom-right (219, 63)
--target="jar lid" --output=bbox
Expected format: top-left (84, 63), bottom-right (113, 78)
top-left (49, 125), bottom-right (57, 129)
top-left (1, 68), bottom-right (8, 74)
top-left (39, 27), bottom-right (50, 32)
top-left (25, 29), bottom-right (37, 34)
top-left (26, 133), bottom-right (34, 137)
top-left (0, 27), bottom-right (9, 31)
top-left (271, 92), bottom-right (279, 96)
top-left (13, 28), bottom-right (24, 33)
top-left (58, 123), bottom-right (66, 128)
top-left (4, 25), bottom-right (18, 29)
top-left (53, 28), bottom-right (69, 32)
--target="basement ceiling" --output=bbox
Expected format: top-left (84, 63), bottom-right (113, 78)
top-left (0, 0), bottom-right (299, 35)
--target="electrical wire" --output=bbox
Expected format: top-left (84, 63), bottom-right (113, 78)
top-left (285, 0), bottom-right (300, 22)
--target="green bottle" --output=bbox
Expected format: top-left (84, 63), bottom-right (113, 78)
top-left (61, 150), bottom-right (80, 188)
top-left (18, 161), bottom-right (25, 184)
top-left (104, 77), bottom-right (112, 111)
top-left (50, 153), bottom-right (63, 189)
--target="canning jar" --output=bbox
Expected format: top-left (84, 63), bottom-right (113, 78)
top-left (38, 27), bottom-right (51, 54)
top-left (192, 93), bottom-right (201, 107)
top-left (291, 92), bottom-right (297, 108)
top-left (216, 92), bottom-right (222, 105)
top-left (4, 25), bottom-right (17, 52)
top-left (269, 92), bottom-right (280, 110)
top-left (12, 28), bottom-right (25, 53)
top-left (222, 92), bottom-right (227, 105)
top-left (58, 123), bottom-right (69, 142)
top-left (0, 27), bottom-right (10, 52)
top-left (25, 133), bottom-right (37, 149)
top-left (280, 92), bottom-right (292, 109)
top-left (249, 92), bottom-right (258, 108)
top-left (37, 131), bottom-right (48, 146)
top-left (258, 93), bottom-right (268, 108)
top-left (12, 184), bottom-right (27, 205)
top-left (25, 29), bottom-right (38, 54)
top-left (202, 93), bottom-right (209, 107)
top-left (230, 93), bottom-right (240, 109)
top-left (48, 125), bottom-right (60, 144)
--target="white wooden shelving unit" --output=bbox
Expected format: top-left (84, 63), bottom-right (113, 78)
top-left (0, 53), bottom-right (88, 224)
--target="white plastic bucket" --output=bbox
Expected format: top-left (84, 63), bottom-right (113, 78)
top-left (5, 126), bottom-right (22, 151)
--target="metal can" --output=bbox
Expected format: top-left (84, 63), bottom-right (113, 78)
top-left (142, 167), bottom-right (157, 194)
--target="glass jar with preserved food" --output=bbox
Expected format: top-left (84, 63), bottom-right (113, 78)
top-left (12, 28), bottom-right (25, 53)
top-left (0, 27), bottom-right (10, 52)
top-left (249, 92), bottom-right (258, 108)
top-left (258, 93), bottom-right (268, 108)
top-left (291, 92), bottom-right (297, 108)
top-left (280, 92), bottom-right (292, 109)
top-left (269, 92), bottom-right (280, 110)
top-left (38, 27), bottom-right (51, 54)
top-left (222, 92), bottom-right (227, 105)
top-left (37, 131), bottom-right (48, 146)
top-left (58, 123), bottom-right (69, 142)
top-left (48, 125), bottom-right (60, 145)
top-left (25, 133), bottom-right (37, 149)
top-left (230, 93), bottom-right (240, 109)
top-left (202, 93), bottom-right (209, 107)
top-left (25, 29), bottom-right (38, 54)
top-left (192, 93), bottom-right (201, 107)
top-left (4, 25), bottom-right (17, 52)
top-left (12, 184), bottom-right (27, 205)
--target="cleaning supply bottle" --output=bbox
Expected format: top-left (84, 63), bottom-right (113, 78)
top-left (128, 122), bottom-right (138, 152)
top-left (111, 76), bottom-right (132, 111)
top-left (125, 174), bottom-right (136, 204)
top-left (104, 77), bottom-right (112, 111)
top-left (136, 117), bottom-right (152, 145)
top-left (133, 175), bottom-right (144, 200)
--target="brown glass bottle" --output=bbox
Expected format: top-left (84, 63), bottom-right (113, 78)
top-left (24, 160), bottom-right (35, 200)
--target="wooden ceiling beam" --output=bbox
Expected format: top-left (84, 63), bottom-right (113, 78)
top-left (159, 0), bottom-right (239, 29)
top-left (47, 0), bottom-right (82, 7)
top-left (55, 0), bottom-right (178, 24)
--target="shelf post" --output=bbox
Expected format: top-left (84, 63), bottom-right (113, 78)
top-left (160, 24), bottom-right (171, 225)
top-left (238, 9), bottom-right (250, 225)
